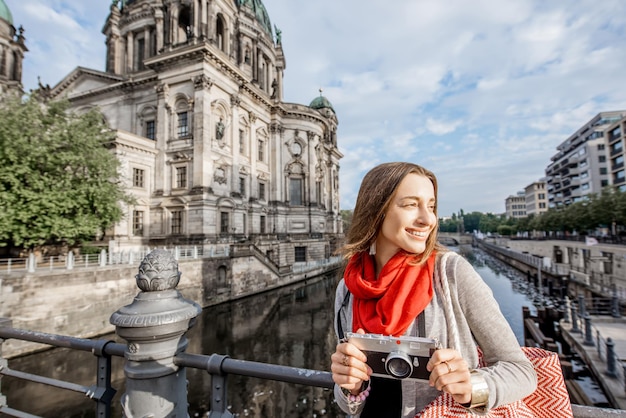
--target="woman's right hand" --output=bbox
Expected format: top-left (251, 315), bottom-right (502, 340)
top-left (330, 328), bottom-right (372, 394)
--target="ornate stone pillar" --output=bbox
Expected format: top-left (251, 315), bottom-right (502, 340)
top-left (110, 249), bottom-right (202, 417)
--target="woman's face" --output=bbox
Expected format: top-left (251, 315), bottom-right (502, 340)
top-left (374, 173), bottom-right (437, 266)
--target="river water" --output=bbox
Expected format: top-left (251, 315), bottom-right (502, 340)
top-left (0, 248), bottom-right (598, 416)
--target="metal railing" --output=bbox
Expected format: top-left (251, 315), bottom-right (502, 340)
top-left (0, 325), bottom-right (333, 418)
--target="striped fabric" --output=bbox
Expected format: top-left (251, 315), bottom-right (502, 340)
top-left (416, 347), bottom-right (573, 418)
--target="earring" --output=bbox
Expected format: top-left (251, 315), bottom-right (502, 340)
top-left (369, 242), bottom-right (376, 255)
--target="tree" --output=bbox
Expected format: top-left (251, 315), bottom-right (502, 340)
top-left (0, 95), bottom-right (132, 250)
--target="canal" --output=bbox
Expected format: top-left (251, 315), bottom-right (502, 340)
top-left (0, 247), bottom-right (601, 416)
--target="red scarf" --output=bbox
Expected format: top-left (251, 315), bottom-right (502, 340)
top-left (344, 250), bottom-right (436, 337)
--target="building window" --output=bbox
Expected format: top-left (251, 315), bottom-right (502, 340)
top-left (289, 178), bottom-right (303, 206)
top-left (610, 126), bottom-right (622, 140)
top-left (133, 210), bottom-right (144, 236)
top-left (295, 246), bottom-right (307, 262)
top-left (259, 182), bottom-right (266, 200)
top-left (217, 266), bottom-right (227, 282)
top-left (260, 215), bottom-right (266, 234)
top-left (581, 183), bottom-right (590, 191)
top-left (258, 139), bottom-right (265, 161)
top-left (171, 210), bottom-right (182, 234)
top-left (220, 211), bottom-right (229, 233)
top-left (599, 155), bottom-right (606, 163)
top-left (145, 120), bottom-right (156, 140)
top-left (135, 36), bottom-right (146, 71)
top-left (176, 166), bottom-right (187, 188)
top-left (239, 177), bottom-right (246, 196)
top-left (611, 141), bottom-right (623, 154)
top-left (177, 111), bottom-right (189, 138)
top-left (598, 144), bottom-right (605, 151)
top-left (600, 167), bottom-right (608, 175)
top-left (133, 168), bottom-right (145, 188)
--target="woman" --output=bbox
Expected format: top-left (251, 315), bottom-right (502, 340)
top-left (331, 162), bottom-right (537, 417)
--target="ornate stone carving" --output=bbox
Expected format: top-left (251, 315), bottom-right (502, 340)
top-left (193, 74), bottom-right (213, 90)
top-left (135, 249), bottom-right (181, 291)
top-left (230, 93), bottom-right (241, 107)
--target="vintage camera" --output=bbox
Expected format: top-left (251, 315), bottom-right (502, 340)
top-left (346, 332), bottom-right (439, 380)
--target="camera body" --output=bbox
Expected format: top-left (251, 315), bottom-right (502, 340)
top-left (346, 332), bottom-right (439, 380)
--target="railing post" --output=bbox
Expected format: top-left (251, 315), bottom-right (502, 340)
top-left (27, 253), bottom-right (36, 273)
top-left (578, 294), bottom-right (586, 318)
top-left (612, 284), bottom-right (621, 318)
top-left (606, 338), bottom-right (617, 378)
top-left (100, 250), bottom-right (107, 267)
top-left (67, 251), bottom-right (75, 270)
top-left (583, 313), bottom-right (595, 347)
top-left (110, 249), bottom-right (202, 417)
top-left (563, 296), bottom-right (571, 323)
top-left (571, 304), bottom-right (580, 333)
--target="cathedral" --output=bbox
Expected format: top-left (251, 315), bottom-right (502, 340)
top-left (0, 0), bottom-right (26, 96)
top-left (44, 0), bottom-right (343, 264)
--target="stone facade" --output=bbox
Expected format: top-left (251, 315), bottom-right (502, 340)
top-left (0, 0), bottom-right (26, 96)
top-left (48, 0), bottom-right (343, 263)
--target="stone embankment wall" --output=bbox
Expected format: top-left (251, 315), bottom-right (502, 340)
top-left (0, 255), bottom-right (340, 358)
top-left (491, 238), bottom-right (626, 294)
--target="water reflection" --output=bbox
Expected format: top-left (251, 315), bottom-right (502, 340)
top-left (3, 248), bottom-right (546, 417)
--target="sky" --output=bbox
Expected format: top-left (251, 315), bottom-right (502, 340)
top-left (7, 0), bottom-right (626, 217)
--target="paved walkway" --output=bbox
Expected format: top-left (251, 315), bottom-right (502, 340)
top-left (561, 316), bottom-right (626, 411)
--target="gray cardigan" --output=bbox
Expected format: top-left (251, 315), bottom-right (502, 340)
top-left (333, 251), bottom-right (537, 417)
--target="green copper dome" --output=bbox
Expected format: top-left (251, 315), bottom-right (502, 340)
top-left (236, 0), bottom-right (272, 37)
top-left (0, 0), bottom-right (13, 25)
top-left (310, 92), bottom-right (335, 113)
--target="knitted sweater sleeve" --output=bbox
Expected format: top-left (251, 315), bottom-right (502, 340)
top-left (443, 252), bottom-right (538, 411)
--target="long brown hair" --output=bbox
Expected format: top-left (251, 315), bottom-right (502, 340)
top-left (339, 162), bottom-right (446, 263)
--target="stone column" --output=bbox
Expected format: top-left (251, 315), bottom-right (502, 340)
top-left (111, 249), bottom-right (202, 417)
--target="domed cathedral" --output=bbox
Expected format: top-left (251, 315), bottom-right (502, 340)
top-left (0, 0), bottom-right (27, 96)
top-left (49, 0), bottom-right (343, 265)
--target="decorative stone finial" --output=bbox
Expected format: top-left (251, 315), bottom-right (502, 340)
top-left (135, 249), bottom-right (181, 291)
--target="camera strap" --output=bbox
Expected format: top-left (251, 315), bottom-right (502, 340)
top-left (337, 290), bottom-right (426, 339)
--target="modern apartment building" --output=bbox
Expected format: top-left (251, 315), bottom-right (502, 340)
top-left (505, 192), bottom-right (527, 218)
top-left (545, 111), bottom-right (626, 209)
top-left (607, 115), bottom-right (626, 191)
top-left (524, 180), bottom-right (548, 216)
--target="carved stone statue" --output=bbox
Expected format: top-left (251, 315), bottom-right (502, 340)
top-left (216, 117), bottom-right (225, 140)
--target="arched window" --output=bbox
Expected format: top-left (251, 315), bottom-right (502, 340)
top-left (174, 98), bottom-right (192, 139)
top-left (178, 5), bottom-right (192, 43)
top-left (216, 15), bottom-right (226, 52)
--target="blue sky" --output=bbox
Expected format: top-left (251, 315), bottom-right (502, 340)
top-left (8, 0), bottom-right (626, 217)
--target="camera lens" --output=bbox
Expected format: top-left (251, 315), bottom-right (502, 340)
top-left (384, 351), bottom-right (413, 379)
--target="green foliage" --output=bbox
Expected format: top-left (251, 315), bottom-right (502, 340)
top-left (340, 210), bottom-right (353, 232)
top-left (497, 225), bottom-right (516, 236)
top-left (0, 95), bottom-right (132, 249)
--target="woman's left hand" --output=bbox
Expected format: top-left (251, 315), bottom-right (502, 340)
top-left (426, 348), bottom-right (472, 406)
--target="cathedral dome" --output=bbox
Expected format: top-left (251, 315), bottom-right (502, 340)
top-left (0, 0), bottom-right (13, 25)
top-left (309, 91), bottom-right (335, 113)
top-left (236, 0), bottom-right (272, 37)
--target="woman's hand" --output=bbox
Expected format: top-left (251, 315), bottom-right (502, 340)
top-left (331, 328), bottom-right (372, 395)
top-left (427, 348), bottom-right (472, 405)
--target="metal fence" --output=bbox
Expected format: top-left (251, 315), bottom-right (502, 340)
top-left (0, 245), bottom-right (230, 274)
